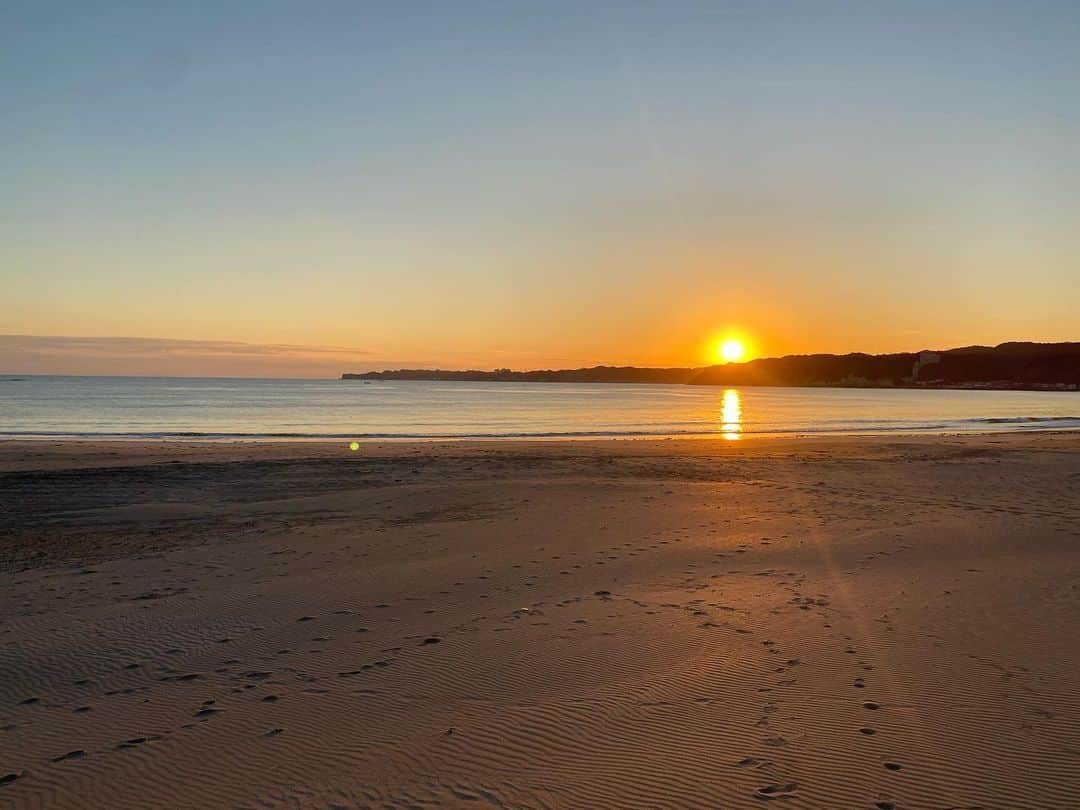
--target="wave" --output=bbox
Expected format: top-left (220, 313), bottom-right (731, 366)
top-left (2, 419), bottom-right (1079, 441)
top-left (965, 415), bottom-right (1080, 424)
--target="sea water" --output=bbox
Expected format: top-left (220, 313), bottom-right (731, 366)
top-left (2, 376), bottom-right (1077, 440)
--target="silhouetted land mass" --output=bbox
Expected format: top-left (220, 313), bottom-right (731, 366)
top-left (344, 342), bottom-right (1080, 390)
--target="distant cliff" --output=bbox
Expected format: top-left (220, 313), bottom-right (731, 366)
top-left (343, 342), bottom-right (1080, 390)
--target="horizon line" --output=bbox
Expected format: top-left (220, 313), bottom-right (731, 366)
top-left (5, 338), bottom-right (1075, 381)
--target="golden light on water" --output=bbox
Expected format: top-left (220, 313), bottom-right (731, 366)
top-left (720, 388), bottom-right (742, 440)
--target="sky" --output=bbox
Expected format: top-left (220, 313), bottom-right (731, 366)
top-left (3, 1), bottom-right (1079, 377)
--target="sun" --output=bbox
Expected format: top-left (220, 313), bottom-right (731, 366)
top-left (716, 338), bottom-right (746, 364)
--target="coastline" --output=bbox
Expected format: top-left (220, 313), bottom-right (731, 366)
top-left (343, 376), bottom-right (1080, 392)
top-left (341, 340), bottom-right (1080, 390)
top-left (2, 422), bottom-right (1079, 445)
top-left (4, 428), bottom-right (1080, 470)
top-left (3, 432), bottom-right (1079, 807)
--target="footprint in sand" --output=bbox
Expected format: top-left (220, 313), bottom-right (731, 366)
top-left (51, 750), bottom-right (85, 763)
top-left (756, 783), bottom-right (798, 800)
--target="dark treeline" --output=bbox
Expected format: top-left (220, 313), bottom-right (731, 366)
top-left (343, 342), bottom-right (1080, 389)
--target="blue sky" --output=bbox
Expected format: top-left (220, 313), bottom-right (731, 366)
top-left (3, 2), bottom-right (1078, 374)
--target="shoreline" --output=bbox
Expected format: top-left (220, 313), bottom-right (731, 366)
top-left (4, 426), bottom-right (1080, 453)
top-left (1, 424), bottom-right (1078, 446)
top-left (4, 431), bottom-right (1080, 476)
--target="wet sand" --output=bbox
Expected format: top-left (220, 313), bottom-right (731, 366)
top-left (2, 433), bottom-right (1079, 808)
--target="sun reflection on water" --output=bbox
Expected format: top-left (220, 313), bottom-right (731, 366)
top-left (720, 388), bottom-right (742, 440)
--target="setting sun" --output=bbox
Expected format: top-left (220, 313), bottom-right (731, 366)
top-left (716, 338), bottom-right (746, 364)
top-left (5, 5), bottom-right (1080, 808)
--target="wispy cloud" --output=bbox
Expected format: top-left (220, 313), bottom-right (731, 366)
top-left (0, 335), bottom-right (594, 377)
top-left (0, 335), bottom-right (378, 378)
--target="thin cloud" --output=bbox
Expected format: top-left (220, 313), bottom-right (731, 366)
top-left (0, 335), bottom-right (377, 378)
top-left (0, 335), bottom-right (587, 377)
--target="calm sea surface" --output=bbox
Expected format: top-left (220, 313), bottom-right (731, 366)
top-left (1, 376), bottom-right (1077, 440)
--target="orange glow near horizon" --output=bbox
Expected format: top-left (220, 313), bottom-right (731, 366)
top-left (711, 334), bottom-right (751, 365)
top-left (719, 339), bottom-right (745, 363)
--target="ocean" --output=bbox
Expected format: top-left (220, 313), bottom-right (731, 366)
top-left (1, 376), bottom-right (1077, 440)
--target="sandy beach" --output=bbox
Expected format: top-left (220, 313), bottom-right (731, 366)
top-left (2, 433), bottom-right (1079, 809)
